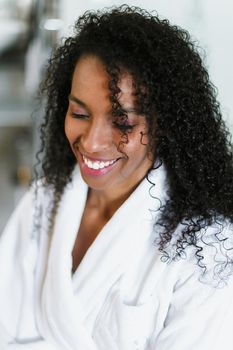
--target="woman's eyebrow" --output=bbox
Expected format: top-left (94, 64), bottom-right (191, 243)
top-left (68, 94), bottom-right (138, 116)
top-left (68, 94), bottom-right (87, 108)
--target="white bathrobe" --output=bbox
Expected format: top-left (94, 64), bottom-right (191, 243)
top-left (0, 164), bottom-right (233, 350)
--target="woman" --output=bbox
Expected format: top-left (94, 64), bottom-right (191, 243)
top-left (1, 5), bottom-right (233, 350)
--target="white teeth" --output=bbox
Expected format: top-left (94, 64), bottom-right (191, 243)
top-left (83, 155), bottom-right (116, 169)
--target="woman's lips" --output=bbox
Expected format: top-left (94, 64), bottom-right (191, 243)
top-left (79, 153), bottom-right (120, 176)
top-left (82, 154), bottom-right (118, 170)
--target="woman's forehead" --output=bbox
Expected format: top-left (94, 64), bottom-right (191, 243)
top-left (71, 55), bottom-right (136, 109)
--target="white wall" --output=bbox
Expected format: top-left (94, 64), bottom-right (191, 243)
top-left (58, 0), bottom-right (233, 131)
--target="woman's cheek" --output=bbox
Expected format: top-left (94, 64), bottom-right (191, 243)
top-left (64, 116), bottom-right (76, 142)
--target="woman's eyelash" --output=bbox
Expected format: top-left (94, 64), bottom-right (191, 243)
top-left (71, 113), bottom-right (135, 131)
top-left (71, 113), bottom-right (89, 119)
top-left (113, 122), bottom-right (135, 131)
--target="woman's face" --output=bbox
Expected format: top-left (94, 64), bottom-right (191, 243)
top-left (65, 55), bottom-right (153, 196)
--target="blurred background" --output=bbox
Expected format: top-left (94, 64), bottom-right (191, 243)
top-left (0, 0), bottom-right (233, 232)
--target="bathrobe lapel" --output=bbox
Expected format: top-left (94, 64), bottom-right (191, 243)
top-left (38, 164), bottom-right (167, 350)
top-left (37, 169), bottom-right (97, 350)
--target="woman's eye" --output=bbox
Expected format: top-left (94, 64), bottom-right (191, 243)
top-left (71, 113), bottom-right (89, 119)
top-left (113, 122), bottom-right (135, 131)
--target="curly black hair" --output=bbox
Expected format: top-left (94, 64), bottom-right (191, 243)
top-left (38, 5), bottom-right (233, 281)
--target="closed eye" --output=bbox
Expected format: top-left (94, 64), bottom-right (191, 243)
top-left (113, 122), bottom-right (135, 131)
top-left (71, 113), bottom-right (89, 119)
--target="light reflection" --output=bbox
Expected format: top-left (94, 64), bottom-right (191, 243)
top-left (42, 18), bottom-right (64, 31)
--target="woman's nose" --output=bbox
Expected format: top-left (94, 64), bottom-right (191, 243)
top-left (81, 118), bottom-right (112, 153)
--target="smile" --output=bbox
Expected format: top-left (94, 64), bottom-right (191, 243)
top-left (82, 155), bottom-right (118, 170)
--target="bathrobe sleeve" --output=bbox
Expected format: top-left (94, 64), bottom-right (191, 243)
top-left (0, 190), bottom-right (30, 342)
top-left (0, 188), bottom-right (58, 350)
top-left (0, 189), bottom-right (36, 343)
top-left (149, 260), bottom-right (233, 350)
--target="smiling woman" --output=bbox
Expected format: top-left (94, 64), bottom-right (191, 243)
top-left (1, 4), bottom-right (233, 350)
top-left (65, 55), bottom-right (152, 272)
top-left (65, 55), bottom-right (152, 196)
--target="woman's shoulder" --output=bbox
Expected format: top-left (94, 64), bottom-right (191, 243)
top-left (0, 177), bottom-right (56, 244)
